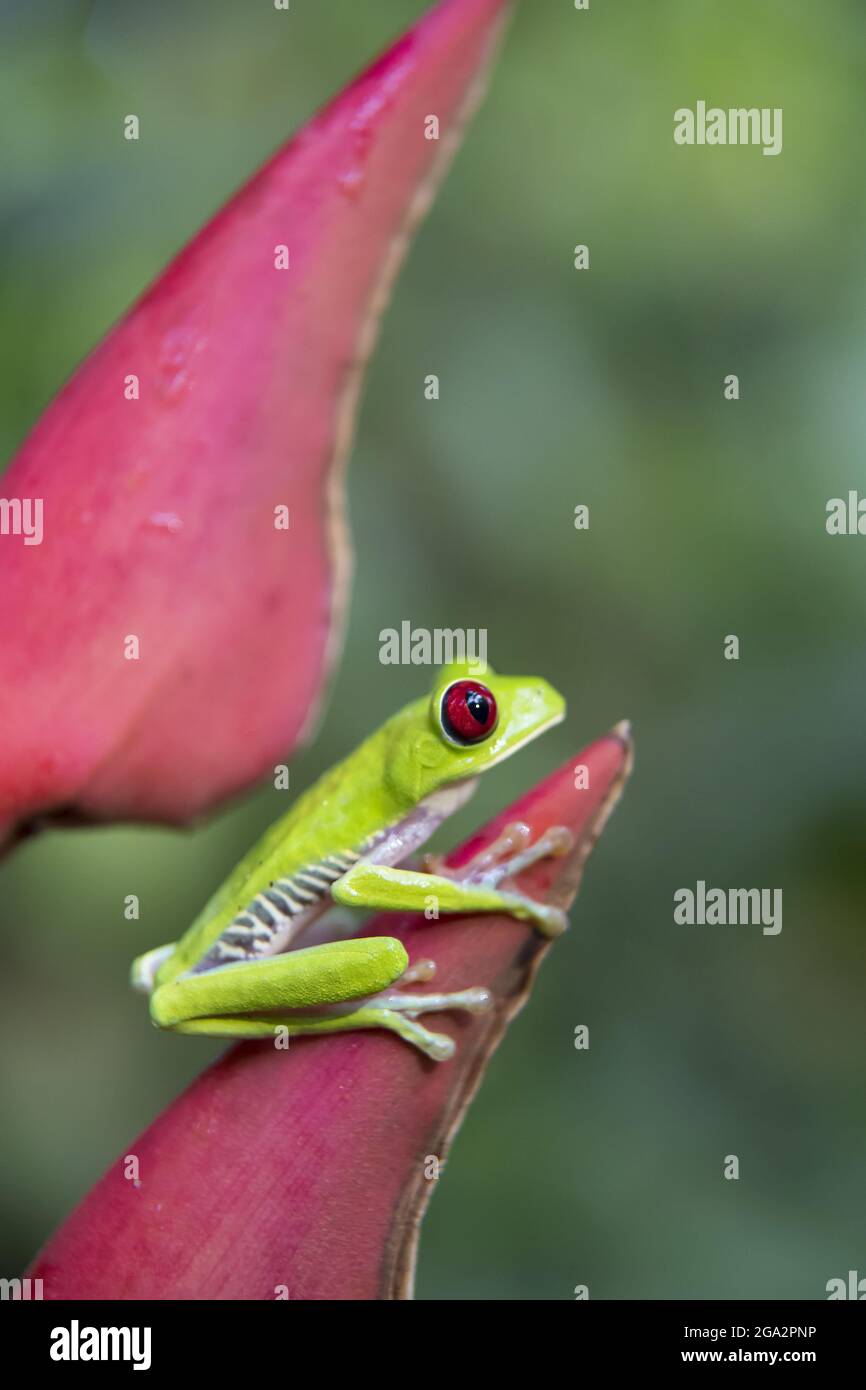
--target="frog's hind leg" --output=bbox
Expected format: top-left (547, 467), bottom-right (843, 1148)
top-left (149, 936), bottom-right (491, 1062)
top-left (172, 986), bottom-right (490, 1062)
top-left (464, 823), bottom-right (574, 890)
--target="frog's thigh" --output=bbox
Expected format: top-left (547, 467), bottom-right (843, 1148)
top-left (150, 936), bottom-right (408, 1028)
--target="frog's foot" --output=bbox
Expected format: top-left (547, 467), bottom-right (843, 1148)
top-left (470, 824), bottom-right (574, 889)
top-left (376, 987), bottom-right (492, 1019)
top-left (422, 821), bottom-right (533, 877)
top-left (454, 822), bottom-right (575, 938)
top-left (285, 962), bottom-right (491, 1061)
top-left (361, 971), bottom-right (492, 1060)
top-left (399, 957), bottom-right (437, 985)
top-left (494, 893), bottom-right (569, 938)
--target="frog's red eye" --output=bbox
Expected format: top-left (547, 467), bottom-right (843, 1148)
top-left (441, 680), bottom-right (498, 744)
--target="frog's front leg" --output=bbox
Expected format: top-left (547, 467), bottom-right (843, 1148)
top-left (332, 825), bottom-right (574, 938)
top-left (149, 937), bottom-right (490, 1062)
top-left (130, 942), bottom-right (177, 993)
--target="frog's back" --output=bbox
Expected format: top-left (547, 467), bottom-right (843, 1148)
top-left (158, 722), bottom-right (403, 981)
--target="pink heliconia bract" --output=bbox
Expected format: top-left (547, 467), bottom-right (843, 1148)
top-left (28, 727), bottom-right (632, 1300)
top-left (0, 0), bottom-right (514, 840)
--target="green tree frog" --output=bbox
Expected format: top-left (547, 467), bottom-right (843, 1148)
top-left (132, 664), bottom-right (570, 1061)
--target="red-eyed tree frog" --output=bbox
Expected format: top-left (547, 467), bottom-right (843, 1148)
top-left (131, 664), bottom-right (571, 1061)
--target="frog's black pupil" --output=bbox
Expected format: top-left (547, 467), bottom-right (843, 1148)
top-left (466, 690), bottom-right (489, 725)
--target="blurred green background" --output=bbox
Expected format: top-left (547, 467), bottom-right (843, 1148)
top-left (2, 0), bottom-right (866, 1300)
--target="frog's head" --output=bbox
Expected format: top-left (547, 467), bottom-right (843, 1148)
top-left (386, 663), bottom-right (566, 806)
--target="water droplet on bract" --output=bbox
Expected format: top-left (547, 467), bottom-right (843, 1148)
top-left (337, 166), bottom-right (366, 198)
top-left (147, 512), bottom-right (182, 534)
top-left (156, 325), bottom-right (207, 402)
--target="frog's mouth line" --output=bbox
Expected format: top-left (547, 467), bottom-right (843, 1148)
top-left (477, 708), bottom-right (565, 774)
